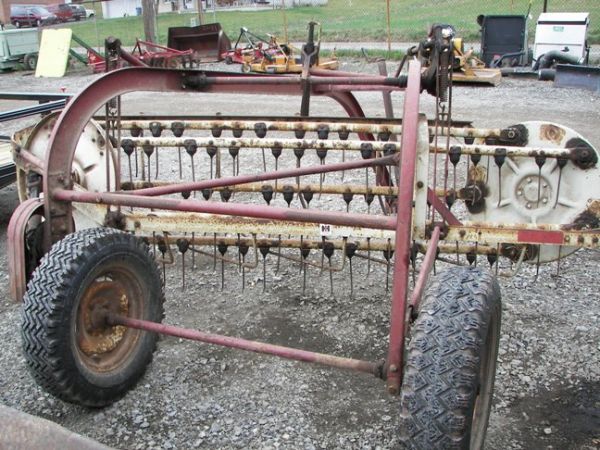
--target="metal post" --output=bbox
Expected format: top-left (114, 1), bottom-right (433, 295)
top-left (543, 0), bottom-right (548, 12)
top-left (198, 0), bottom-right (204, 25)
top-left (142, 0), bottom-right (158, 43)
top-left (386, 0), bottom-right (392, 53)
top-left (385, 60), bottom-right (422, 395)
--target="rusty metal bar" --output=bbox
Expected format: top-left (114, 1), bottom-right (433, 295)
top-left (108, 314), bottom-right (382, 377)
top-left (13, 148), bottom-right (45, 173)
top-left (126, 136), bottom-right (400, 152)
top-left (386, 60), bottom-right (422, 394)
top-left (128, 154), bottom-right (396, 197)
top-left (445, 223), bottom-right (600, 247)
top-left (409, 226), bottom-right (441, 313)
top-left (430, 143), bottom-right (582, 159)
top-left (144, 234), bottom-right (500, 255)
top-left (113, 119), bottom-right (403, 135)
top-left (54, 189), bottom-right (398, 231)
top-left (123, 180), bottom-right (399, 197)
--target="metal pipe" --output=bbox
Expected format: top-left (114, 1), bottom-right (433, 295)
top-left (385, 61), bottom-right (422, 394)
top-left (54, 189), bottom-right (398, 231)
top-left (126, 136), bottom-right (401, 153)
top-left (409, 226), bottom-right (441, 312)
top-left (108, 314), bottom-right (381, 376)
top-left (128, 154), bottom-right (396, 197)
top-left (430, 143), bottom-right (580, 159)
top-left (123, 180), bottom-right (399, 197)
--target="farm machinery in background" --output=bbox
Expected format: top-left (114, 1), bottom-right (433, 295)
top-left (223, 22), bottom-right (339, 74)
top-left (6, 23), bottom-right (600, 450)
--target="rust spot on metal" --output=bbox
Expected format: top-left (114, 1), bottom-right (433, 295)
top-left (563, 201), bottom-right (600, 230)
top-left (567, 138), bottom-right (598, 170)
top-left (540, 124), bottom-right (565, 145)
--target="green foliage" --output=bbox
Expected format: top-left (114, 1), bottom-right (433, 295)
top-left (64, 0), bottom-right (599, 50)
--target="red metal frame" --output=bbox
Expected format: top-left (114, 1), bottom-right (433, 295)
top-left (33, 61), bottom-right (433, 391)
top-left (8, 198), bottom-right (44, 302)
top-left (42, 67), bottom-right (407, 248)
top-left (385, 61), bottom-right (421, 394)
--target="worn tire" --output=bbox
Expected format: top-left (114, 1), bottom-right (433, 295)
top-left (399, 266), bottom-right (501, 449)
top-left (23, 53), bottom-right (37, 71)
top-left (21, 228), bottom-right (164, 407)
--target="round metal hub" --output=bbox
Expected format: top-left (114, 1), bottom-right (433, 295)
top-left (75, 268), bottom-right (143, 373)
top-left (468, 121), bottom-right (600, 263)
top-left (15, 112), bottom-right (116, 228)
top-left (514, 174), bottom-right (553, 214)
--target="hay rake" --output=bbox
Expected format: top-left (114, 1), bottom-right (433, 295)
top-left (8, 26), bottom-right (600, 449)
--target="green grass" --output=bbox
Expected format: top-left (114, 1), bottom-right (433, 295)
top-left (64, 0), bottom-right (599, 49)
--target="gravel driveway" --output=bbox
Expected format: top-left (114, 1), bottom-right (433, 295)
top-left (0, 61), bottom-right (599, 449)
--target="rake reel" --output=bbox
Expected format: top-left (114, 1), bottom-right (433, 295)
top-left (8, 26), bottom-right (600, 449)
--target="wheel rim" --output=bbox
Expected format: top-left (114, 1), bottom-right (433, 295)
top-left (469, 310), bottom-right (500, 449)
top-left (74, 263), bottom-right (145, 374)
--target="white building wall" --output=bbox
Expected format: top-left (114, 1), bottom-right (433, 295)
top-left (102, 0), bottom-right (142, 18)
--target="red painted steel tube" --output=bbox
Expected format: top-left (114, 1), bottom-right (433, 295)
top-left (427, 188), bottom-right (462, 226)
top-left (192, 75), bottom-right (405, 87)
top-left (7, 198), bottom-right (44, 302)
top-left (130, 154), bottom-right (395, 196)
top-left (408, 226), bottom-right (441, 312)
top-left (54, 189), bottom-right (398, 231)
top-left (117, 48), bottom-right (147, 67)
top-left (385, 60), bottom-right (422, 394)
top-left (15, 148), bottom-right (45, 172)
top-left (109, 314), bottom-right (381, 376)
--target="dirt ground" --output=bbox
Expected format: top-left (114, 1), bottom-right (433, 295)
top-left (0, 61), bottom-right (599, 450)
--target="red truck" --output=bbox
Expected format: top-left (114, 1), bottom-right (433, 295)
top-left (46, 3), bottom-right (73, 22)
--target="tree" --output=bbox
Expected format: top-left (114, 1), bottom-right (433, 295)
top-left (142, 0), bottom-right (158, 43)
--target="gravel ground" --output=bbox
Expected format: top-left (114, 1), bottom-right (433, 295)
top-left (0, 61), bottom-right (599, 449)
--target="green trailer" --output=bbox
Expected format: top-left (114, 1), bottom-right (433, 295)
top-left (0, 28), bottom-right (39, 71)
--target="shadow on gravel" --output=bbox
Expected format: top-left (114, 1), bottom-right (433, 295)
top-left (508, 380), bottom-right (600, 449)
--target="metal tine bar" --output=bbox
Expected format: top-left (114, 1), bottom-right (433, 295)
top-left (268, 238), bottom-right (347, 273)
top-left (191, 236), bottom-right (259, 270)
top-left (145, 235), bottom-right (504, 258)
top-left (128, 136), bottom-right (405, 154)
top-left (113, 119), bottom-right (503, 139)
top-left (129, 154), bottom-right (396, 197)
top-left (431, 143), bottom-right (577, 159)
top-left (123, 180), bottom-right (416, 197)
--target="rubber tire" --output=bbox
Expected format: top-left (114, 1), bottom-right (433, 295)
top-left (23, 53), bottom-right (37, 71)
top-left (15, 21), bottom-right (21, 28)
top-left (399, 266), bottom-right (501, 450)
top-left (225, 55), bottom-right (233, 65)
top-left (241, 64), bottom-right (251, 73)
top-left (21, 228), bottom-right (164, 407)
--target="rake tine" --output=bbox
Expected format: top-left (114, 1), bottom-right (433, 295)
top-left (535, 245), bottom-right (541, 281)
top-left (155, 148), bottom-right (159, 179)
top-left (554, 157), bottom-right (568, 208)
top-left (217, 242), bottom-right (227, 291)
top-left (259, 245), bottom-right (269, 292)
top-left (178, 146), bottom-right (182, 178)
top-left (276, 235), bottom-right (282, 274)
top-left (495, 244), bottom-right (500, 276)
top-left (213, 233), bottom-right (217, 271)
top-left (191, 232), bottom-right (196, 270)
top-left (176, 238), bottom-right (189, 292)
top-left (367, 237), bottom-right (371, 277)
